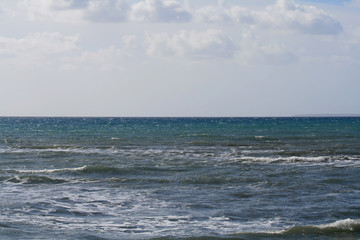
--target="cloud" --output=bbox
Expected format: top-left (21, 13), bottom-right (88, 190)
top-left (228, 6), bottom-right (255, 24)
top-left (85, 0), bottom-right (129, 22)
top-left (0, 32), bottom-right (78, 56)
top-left (194, 0), bottom-right (342, 35)
top-left (0, 32), bottom-right (79, 66)
top-left (122, 35), bottom-right (139, 50)
top-left (141, 28), bottom-right (297, 65)
top-left (18, 0), bottom-right (343, 35)
top-left (20, 0), bottom-right (190, 23)
top-left (334, 26), bottom-right (360, 64)
top-left (20, 0), bottom-right (129, 23)
top-left (50, 0), bottom-right (91, 10)
top-left (130, 0), bottom-right (191, 22)
top-left (195, 5), bottom-right (231, 24)
top-left (346, 0), bottom-right (360, 7)
top-left (237, 31), bottom-right (297, 65)
top-left (144, 29), bottom-right (237, 59)
top-left (257, 0), bottom-right (343, 35)
top-left (67, 29), bottom-right (296, 66)
top-left (195, 5), bottom-right (254, 24)
top-left (20, 0), bottom-right (84, 23)
top-left (61, 46), bottom-right (125, 71)
top-left (0, 7), bottom-right (15, 17)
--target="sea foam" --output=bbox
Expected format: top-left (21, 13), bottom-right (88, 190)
top-left (13, 165), bottom-right (87, 174)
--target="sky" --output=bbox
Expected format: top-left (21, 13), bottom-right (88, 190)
top-left (0, 0), bottom-right (359, 117)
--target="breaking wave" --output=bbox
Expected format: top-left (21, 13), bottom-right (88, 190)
top-left (5, 175), bottom-right (67, 184)
top-left (233, 219), bottom-right (360, 238)
top-left (283, 218), bottom-right (360, 234)
top-left (9, 166), bottom-right (87, 174)
top-left (229, 155), bottom-right (360, 167)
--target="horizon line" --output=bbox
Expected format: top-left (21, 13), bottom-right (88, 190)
top-left (0, 114), bottom-right (360, 118)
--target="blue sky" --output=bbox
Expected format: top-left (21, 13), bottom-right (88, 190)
top-left (0, 0), bottom-right (359, 116)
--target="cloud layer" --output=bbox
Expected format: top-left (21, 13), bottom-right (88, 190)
top-left (144, 29), bottom-right (236, 59)
top-left (0, 0), bottom-right (359, 117)
top-left (20, 0), bottom-right (343, 35)
top-left (130, 0), bottom-right (191, 22)
top-left (1, 0), bottom-right (355, 70)
top-left (0, 32), bottom-right (78, 66)
top-left (258, 0), bottom-right (343, 35)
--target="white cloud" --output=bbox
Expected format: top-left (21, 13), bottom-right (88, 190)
top-left (195, 5), bottom-right (231, 24)
top-left (20, 0), bottom-right (84, 23)
top-left (20, 0), bottom-right (129, 23)
top-left (17, 0), bottom-right (343, 35)
top-left (194, 0), bottom-right (342, 35)
top-left (257, 0), bottom-right (343, 35)
top-left (195, 5), bottom-right (254, 24)
top-left (228, 6), bottom-right (255, 24)
top-left (334, 26), bottom-right (360, 64)
top-left (237, 31), bottom-right (297, 65)
top-left (122, 35), bottom-right (139, 50)
top-left (0, 6), bottom-right (15, 17)
top-left (61, 46), bottom-right (125, 71)
top-left (0, 32), bottom-right (79, 66)
top-left (130, 0), bottom-right (191, 22)
top-left (85, 0), bottom-right (129, 22)
top-left (0, 32), bottom-right (78, 56)
top-left (144, 29), bottom-right (236, 59)
top-left (346, 0), bottom-right (360, 7)
top-left (20, 0), bottom-right (190, 23)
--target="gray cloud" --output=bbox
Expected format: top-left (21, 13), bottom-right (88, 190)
top-left (49, 0), bottom-right (192, 23)
top-left (130, 0), bottom-right (191, 22)
top-left (85, 0), bottom-right (129, 22)
top-left (20, 0), bottom-right (343, 35)
top-left (195, 0), bottom-right (342, 35)
top-left (50, 0), bottom-right (91, 10)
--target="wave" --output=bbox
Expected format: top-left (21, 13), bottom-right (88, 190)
top-left (1, 146), bottom-right (359, 167)
top-left (283, 219), bottom-right (360, 234)
top-left (233, 219), bottom-right (360, 238)
top-left (0, 146), bottom-right (116, 155)
top-left (80, 165), bottom-right (125, 174)
top-left (229, 155), bottom-right (360, 167)
top-left (5, 175), bottom-right (67, 184)
top-left (4, 165), bottom-right (141, 177)
top-left (2, 156), bottom-right (359, 179)
top-left (5, 165), bottom-right (126, 175)
top-left (11, 166), bottom-right (87, 174)
top-left (2, 166), bottom-right (127, 184)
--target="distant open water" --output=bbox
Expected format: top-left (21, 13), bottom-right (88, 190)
top-left (0, 117), bottom-right (359, 239)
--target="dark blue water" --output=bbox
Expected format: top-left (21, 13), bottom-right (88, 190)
top-left (0, 117), bottom-right (359, 239)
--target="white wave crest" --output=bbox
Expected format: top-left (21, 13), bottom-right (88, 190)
top-left (317, 218), bottom-right (360, 231)
top-left (229, 155), bottom-right (360, 167)
top-left (14, 165), bottom-right (87, 174)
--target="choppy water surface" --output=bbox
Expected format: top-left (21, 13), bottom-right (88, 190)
top-left (0, 117), bottom-right (359, 239)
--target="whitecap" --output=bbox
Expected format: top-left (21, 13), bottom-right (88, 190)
top-left (13, 165), bottom-right (87, 174)
top-left (317, 218), bottom-right (360, 231)
top-left (228, 155), bottom-right (360, 167)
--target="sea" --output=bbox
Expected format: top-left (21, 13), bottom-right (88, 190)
top-left (0, 117), bottom-right (359, 240)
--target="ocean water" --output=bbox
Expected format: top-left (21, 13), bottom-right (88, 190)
top-left (0, 117), bottom-right (359, 240)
